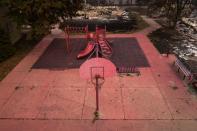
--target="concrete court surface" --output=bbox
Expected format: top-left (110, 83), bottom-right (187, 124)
top-left (0, 33), bottom-right (197, 131)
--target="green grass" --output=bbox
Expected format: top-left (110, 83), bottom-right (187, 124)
top-left (133, 14), bottom-right (149, 32)
top-left (125, 6), bottom-right (148, 16)
top-left (0, 37), bottom-right (42, 81)
top-left (148, 28), bottom-right (179, 54)
top-left (0, 48), bottom-right (29, 81)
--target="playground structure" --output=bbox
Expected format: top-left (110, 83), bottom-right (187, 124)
top-left (95, 26), bottom-right (113, 59)
top-left (65, 25), bottom-right (139, 74)
top-left (65, 25), bottom-right (113, 59)
top-left (65, 25), bottom-right (89, 53)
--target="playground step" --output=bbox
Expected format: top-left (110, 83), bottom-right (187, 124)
top-left (98, 40), bottom-right (112, 59)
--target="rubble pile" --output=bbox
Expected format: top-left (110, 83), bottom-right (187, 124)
top-left (76, 6), bottom-right (130, 21)
top-left (174, 9), bottom-right (197, 72)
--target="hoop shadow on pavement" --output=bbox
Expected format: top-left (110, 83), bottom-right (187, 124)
top-left (32, 38), bottom-right (150, 69)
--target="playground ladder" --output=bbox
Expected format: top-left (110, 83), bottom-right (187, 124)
top-left (99, 40), bottom-right (112, 58)
top-left (97, 31), bottom-right (112, 59)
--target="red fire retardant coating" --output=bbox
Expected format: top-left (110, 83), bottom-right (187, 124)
top-left (77, 41), bottom-right (95, 59)
top-left (79, 58), bottom-right (117, 80)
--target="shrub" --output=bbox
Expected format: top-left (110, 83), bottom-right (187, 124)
top-left (148, 28), bottom-right (172, 54)
top-left (62, 19), bottom-right (137, 32)
top-left (0, 44), bottom-right (16, 62)
top-left (0, 28), bottom-right (16, 62)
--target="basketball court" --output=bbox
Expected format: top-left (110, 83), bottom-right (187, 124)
top-left (0, 33), bottom-right (197, 130)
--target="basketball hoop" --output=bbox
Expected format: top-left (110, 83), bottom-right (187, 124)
top-left (80, 58), bottom-right (116, 80)
top-left (79, 57), bottom-right (116, 118)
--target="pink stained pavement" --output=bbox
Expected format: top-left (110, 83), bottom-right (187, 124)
top-left (0, 24), bottom-right (197, 130)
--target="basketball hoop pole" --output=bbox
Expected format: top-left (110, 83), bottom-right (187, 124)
top-left (94, 74), bottom-right (105, 119)
top-left (95, 75), bottom-right (100, 113)
top-left (79, 58), bottom-right (117, 118)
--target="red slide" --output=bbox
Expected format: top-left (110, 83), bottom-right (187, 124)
top-left (77, 41), bottom-right (95, 59)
